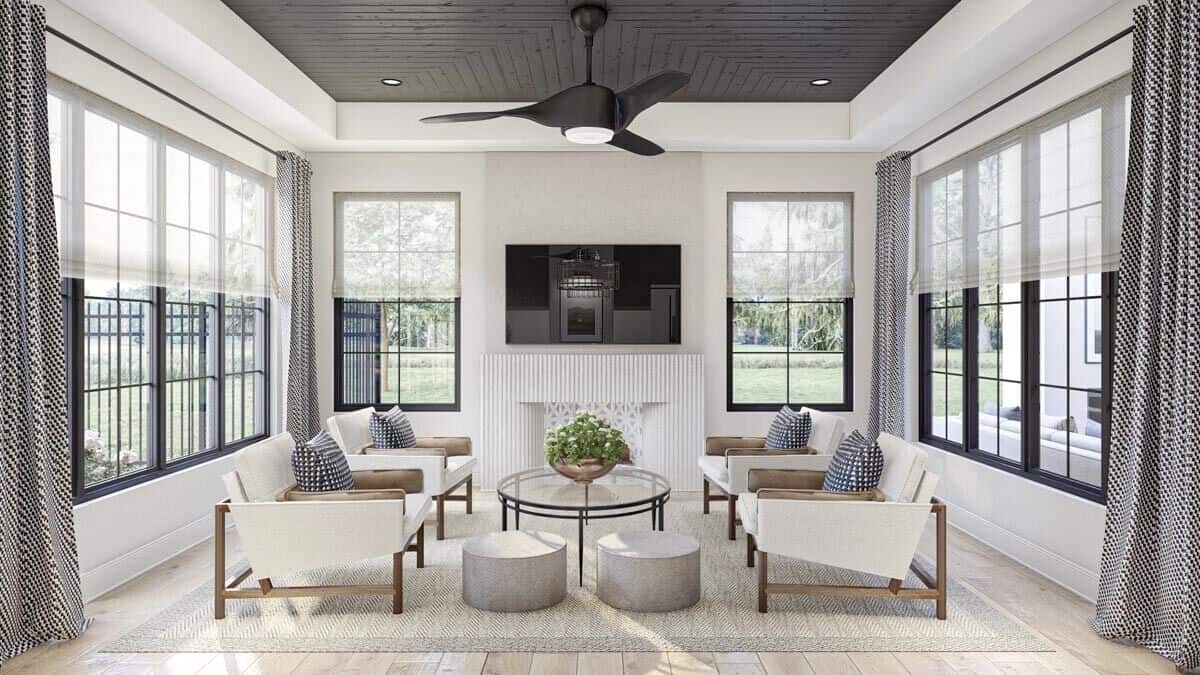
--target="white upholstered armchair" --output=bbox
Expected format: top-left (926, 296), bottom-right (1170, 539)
top-left (327, 407), bottom-right (477, 539)
top-left (216, 433), bottom-right (431, 618)
top-left (699, 407), bottom-right (846, 539)
top-left (736, 433), bottom-right (947, 618)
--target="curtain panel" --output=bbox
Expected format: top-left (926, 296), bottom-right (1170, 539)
top-left (913, 76), bottom-right (1131, 295)
top-left (275, 152), bottom-right (320, 442)
top-left (0, 0), bottom-right (86, 661)
top-left (867, 152), bottom-right (911, 439)
top-left (1093, 0), bottom-right (1200, 670)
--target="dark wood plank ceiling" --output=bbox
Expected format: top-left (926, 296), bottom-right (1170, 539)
top-left (219, 0), bottom-right (960, 103)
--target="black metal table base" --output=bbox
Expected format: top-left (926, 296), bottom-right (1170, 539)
top-left (499, 494), bottom-right (670, 586)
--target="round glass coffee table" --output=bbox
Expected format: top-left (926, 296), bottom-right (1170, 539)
top-left (496, 465), bottom-right (671, 585)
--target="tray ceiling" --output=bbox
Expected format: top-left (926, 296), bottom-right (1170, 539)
top-left (219, 0), bottom-right (960, 103)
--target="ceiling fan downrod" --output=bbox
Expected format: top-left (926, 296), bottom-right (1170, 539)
top-left (571, 4), bottom-right (608, 85)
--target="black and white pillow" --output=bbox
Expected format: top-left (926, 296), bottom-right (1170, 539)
top-left (764, 406), bottom-right (813, 449)
top-left (822, 430), bottom-right (884, 493)
top-left (370, 405), bottom-right (417, 448)
top-left (292, 430), bottom-right (355, 492)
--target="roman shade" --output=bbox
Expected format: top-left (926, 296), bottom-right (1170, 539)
top-left (728, 193), bottom-right (854, 301)
top-left (51, 78), bottom-right (271, 298)
top-left (333, 193), bottom-right (460, 300)
top-left (914, 76), bottom-right (1131, 294)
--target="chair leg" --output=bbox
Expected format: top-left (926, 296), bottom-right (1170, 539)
top-left (936, 501), bottom-right (948, 620)
top-left (214, 504), bottom-right (226, 620)
top-left (747, 533), bottom-right (756, 568)
top-left (727, 493), bottom-right (739, 540)
top-left (416, 524), bottom-right (425, 568)
top-left (756, 550), bottom-right (768, 613)
top-left (392, 550), bottom-right (404, 614)
top-left (466, 475), bottom-right (473, 514)
top-left (436, 493), bottom-right (446, 540)
top-left (703, 477), bottom-right (710, 514)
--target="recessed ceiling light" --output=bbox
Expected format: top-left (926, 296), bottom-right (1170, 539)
top-left (810, 78), bottom-right (831, 87)
top-left (381, 78), bottom-right (403, 86)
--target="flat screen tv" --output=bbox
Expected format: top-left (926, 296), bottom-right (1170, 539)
top-left (506, 245), bottom-right (681, 344)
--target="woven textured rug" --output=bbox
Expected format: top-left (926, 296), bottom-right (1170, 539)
top-left (105, 493), bottom-right (1051, 653)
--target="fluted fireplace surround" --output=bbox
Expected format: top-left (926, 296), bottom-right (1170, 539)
top-left (479, 354), bottom-right (704, 489)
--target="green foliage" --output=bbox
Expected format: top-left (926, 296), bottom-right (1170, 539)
top-left (544, 411), bottom-right (626, 465)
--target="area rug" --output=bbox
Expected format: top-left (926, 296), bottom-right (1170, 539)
top-left (105, 493), bottom-right (1051, 653)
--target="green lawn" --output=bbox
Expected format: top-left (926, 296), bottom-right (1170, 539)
top-left (730, 348), bottom-right (844, 404)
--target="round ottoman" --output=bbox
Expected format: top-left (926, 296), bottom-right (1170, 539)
top-left (462, 531), bottom-right (567, 612)
top-left (596, 531), bottom-right (700, 612)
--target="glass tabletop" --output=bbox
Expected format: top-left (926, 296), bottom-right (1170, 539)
top-left (496, 465), bottom-right (670, 511)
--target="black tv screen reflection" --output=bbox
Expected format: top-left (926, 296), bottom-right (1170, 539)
top-left (505, 245), bottom-right (681, 344)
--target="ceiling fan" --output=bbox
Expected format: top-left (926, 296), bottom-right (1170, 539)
top-left (419, 4), bottom-right (690, 156)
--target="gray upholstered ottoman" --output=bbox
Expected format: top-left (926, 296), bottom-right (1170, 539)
top-left (596, 531), bottom-right (700, 612)
top-left (462, 531), bottom-right (567, 612)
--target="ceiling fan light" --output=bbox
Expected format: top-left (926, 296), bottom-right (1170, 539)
top-left (564, 126), bottom-right (614, 144)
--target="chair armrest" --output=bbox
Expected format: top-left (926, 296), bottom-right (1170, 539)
top-left (281, 486), bottom-right (409, 504)
top-left (747, 468), bottom-right (827, 491)
top-left (705, 436), bottom-right (766, 456)
top-left (416, 436), bottom-right (472, 456)
top-left (364, 446), bottom-right (448, 467)
top-left (757, 488), bottom-right (885, 502)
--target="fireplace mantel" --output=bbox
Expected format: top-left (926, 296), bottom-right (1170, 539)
top-left (480, 354), bottom-right (704, 489)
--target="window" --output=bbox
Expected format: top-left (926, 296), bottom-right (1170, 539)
top-left (51, 80), bottom-right (271, 500)
top-left (333, 194), bottom-right (460, 411)
top-left (727, 194), bottom-right (854, 411)
top-left (917, 77), bottom-right (1129, 502)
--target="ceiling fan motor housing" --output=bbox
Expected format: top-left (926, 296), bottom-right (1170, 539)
top-left (550, 84), bottom-right (617, 130)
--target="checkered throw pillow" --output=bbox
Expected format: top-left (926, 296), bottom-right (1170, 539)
top-left (822, 430), bottom-right (884, 493)
top-left (292, 430), bottom-right (354, 492)
top-left (370, 406), bottom-right (417, 448)
top-left (764, 406), bottom-right (813, 449)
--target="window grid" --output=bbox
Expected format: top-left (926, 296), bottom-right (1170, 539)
top-left (51, 83), bottom-right (273, 502)
top-left (726, 194), bottom-right (854, 412)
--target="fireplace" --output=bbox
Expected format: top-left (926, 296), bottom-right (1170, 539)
top-left (479, 354), bottom-right (704, 489)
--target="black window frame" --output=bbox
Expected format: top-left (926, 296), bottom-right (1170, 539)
top-left (918, 273), bottom-right (1115, 503)
top-left (726, 297), bottom-right (854, 412)
top-left (66, 278), bottom-right (271, 504)
top-left (333, 297), bottom-right (462, 413)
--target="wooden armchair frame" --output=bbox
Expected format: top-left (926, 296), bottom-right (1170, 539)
top-left (213, 500), bottom-right (426, 619)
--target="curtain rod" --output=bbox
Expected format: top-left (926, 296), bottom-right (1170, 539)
top-left (903, 25), bottom-right (1134, 160)
top-left (44, 25), bottom-right (285, 160)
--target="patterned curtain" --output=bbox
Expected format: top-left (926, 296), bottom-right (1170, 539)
top-left (275, 152), bottom-right (320, 443)
top-left (1093, 0), bottom-right (1200, 670)
top-left (866, 151), bottom-right (912, 440)
top-left (1, 0), bottom-right (86, 662)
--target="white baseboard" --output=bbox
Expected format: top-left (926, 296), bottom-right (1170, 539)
top-left (80, 512), bottom-right (226, 602)
top-left (944, 499), bottom-right (1100, 603)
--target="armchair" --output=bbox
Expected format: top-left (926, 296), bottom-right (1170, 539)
top-left (699, 407), bottom-right (846, 540)
top-left (216, 433), bottom-right (431, 618)
top-left (328, 407), bottom-right (476, 539)
top-left (736, 433), bottom-right (947, 618)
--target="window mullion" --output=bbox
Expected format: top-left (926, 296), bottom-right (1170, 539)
top-left (1022, 280), bottom-right (1040, 473)
top-left (964, 288), bottom-right (978, 453)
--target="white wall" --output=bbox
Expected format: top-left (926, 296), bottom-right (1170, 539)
top-left (307, 150), bottom-right (880, 448)
top-left (892, 0), bottom-right (1137, 601)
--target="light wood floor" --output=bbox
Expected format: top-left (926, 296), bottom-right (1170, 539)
top-left (4, 492), bottom-right (1177, 675)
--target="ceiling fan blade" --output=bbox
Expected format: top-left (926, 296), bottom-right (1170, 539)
top-left (420, 111), bottom-right (514, 124)
top-left (615, 70), bottom-right (690, 129)
top-left (607, 129), bottom-right (664, 156)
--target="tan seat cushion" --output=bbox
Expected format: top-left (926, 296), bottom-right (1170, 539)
top-left (280, 486), bottom-right (408, 504)
top-left (756, 488), bottom-right (886, 503)
top-left (747, 468), bottom-right (826, 492)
